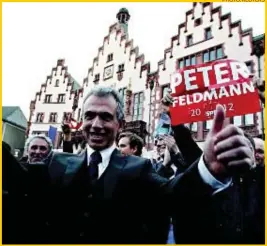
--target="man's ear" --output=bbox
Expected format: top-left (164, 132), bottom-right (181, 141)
top-left (132, 146), bottom-right (138, 155)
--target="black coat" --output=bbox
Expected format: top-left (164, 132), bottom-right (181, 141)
top-left (171, 155), bottom-right (265, 244)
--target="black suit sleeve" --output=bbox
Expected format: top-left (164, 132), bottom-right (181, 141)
top-left (172, 124), bottom-right (203, 166)
top-left (169, 160), bottom-right (215, 244)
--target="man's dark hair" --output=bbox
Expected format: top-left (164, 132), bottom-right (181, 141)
top-left (118, 132), bottom-right (144, 156)
top-left (244, 132), bottom-right (256, 151)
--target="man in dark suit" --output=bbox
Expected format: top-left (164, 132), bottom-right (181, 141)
top-left (4, 86), bottom-right (255, 244)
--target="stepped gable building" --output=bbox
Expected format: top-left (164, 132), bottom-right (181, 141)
top-left (28, 59), bottom-right (82, 148)
top-left (150, 2), bottom-right (265, 148)
top-left (28, 4), bottom-right (265, 150)
top-left (74, 8), bottom-right (151, 145)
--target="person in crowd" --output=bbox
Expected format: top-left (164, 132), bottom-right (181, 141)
top-left (253, 137), bottom-right (265, 167)
top-left (20, 135), bottom-right (53, 164)
top-left (153, 134), bottom-right (188, 179)
top-left (117, 131), bottom-right (144, 157)
top-left (253, 75), bottom-right (265, 105)
top-left (4, 86), bottom-right (255, 244)
top-left (2, 136), bottom-right (53, 244)
top-left (162, 90), bottom-right (264, 244)
top-left (61, 123), bottom-right (86, 154)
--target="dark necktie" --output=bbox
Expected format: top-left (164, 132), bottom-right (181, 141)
top-left (88, 151), bottom-right (102, 182)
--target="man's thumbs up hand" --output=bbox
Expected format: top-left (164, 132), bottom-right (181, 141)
top-left (203, 105), bottom-right (254, 180)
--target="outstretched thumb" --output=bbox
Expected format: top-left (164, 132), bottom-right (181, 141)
top-left (210, 104), bottom-right (225, 135)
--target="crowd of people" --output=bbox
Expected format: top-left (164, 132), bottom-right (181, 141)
top-left (2, 76), bottom-right (265, 244)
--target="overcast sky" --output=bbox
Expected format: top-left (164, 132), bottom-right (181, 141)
top-left (2, 2), bottom-right (265, 119)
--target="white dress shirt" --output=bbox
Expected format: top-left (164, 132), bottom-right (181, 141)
top-left (198, 154), bottom-right (232, 194)
top-left (86, 143), bottom-right (116, 178)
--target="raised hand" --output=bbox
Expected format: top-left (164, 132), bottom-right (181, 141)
top-left (163, 135), bottom-right (179, 155)
top-left (203, 105), bottom-right (254, 180)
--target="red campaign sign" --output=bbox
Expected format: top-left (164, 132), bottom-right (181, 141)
top-left (169, 59), bottom-right (261, 126)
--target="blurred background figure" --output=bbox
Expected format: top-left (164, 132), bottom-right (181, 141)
top-left (118, 131), bottom-right (144, 157)
top-left (253, 137), bottom-right (265, 167)
top-left (21, 135), bottom-right (53, 163)
top-left (61, 123), bottom-right (86, 154)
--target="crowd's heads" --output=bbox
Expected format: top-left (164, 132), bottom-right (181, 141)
top-left (118, 132), bottom-right (144, 157)
top-left (25, 135), bottom-right (53, 163)
top-left (253, 137), bottom-right (265, 167)
top-left (82, 86), bottom-right (124, 151)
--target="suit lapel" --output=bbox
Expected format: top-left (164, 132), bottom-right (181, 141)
top-left (101, 148), bottom-right (127, 199)
top-left (62, 150), bottom-right (87, 186)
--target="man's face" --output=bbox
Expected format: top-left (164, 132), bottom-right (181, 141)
top-left (254, 138), bottom-right (265, 166)
top-left (28, 138), bottom-right (50, 163)
top-left (82, 95), bottom-right (120, 151)
top-left (118, 137), bottom-right (136, 156)
top-left (156, 139), bottom-right (166, 158)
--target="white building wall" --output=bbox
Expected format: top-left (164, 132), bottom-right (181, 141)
top-left (78, 24), bottom-right (149, 121)
top-left (157, 3), bottom-right (263, 141)
top-left (30, 62), bottom-right (79, 135)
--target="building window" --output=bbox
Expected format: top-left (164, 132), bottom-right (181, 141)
top-left (190, 122), bottom-right (198, 132)
top-left (216, 46), bottom-right (223, 59)
top-left (118, 64), bottom-right (125, 72)
top-left (185, 57), bottom-right (190, 66)
top-left (36, 113), bottom-right (44, 123)
top-left (107, 53), bottom-right (113, 63)
top-left (210, 49), bottom-right (216, 61)
top-left (178, 55), bottom-right (196, 69)
top-left (245, 61), bottom-right (253, 73)
top-left (55, 79), bottom-right (59, 87)
top-left (233, 116), bottom-right (242, 126)
top-left (191, 55), bottom-right (196, 65)
top-left (195, 18), bottom-right (202, 27)
top-left (205, 27), bottom-right (212, 40)
top-left (162, 84), bottom-right (170, 99)
top-left (49, 113), bottom-right (58, 123)
top-left (44, 94), bottom-right (52, 103)
top-left (203, 45), bottom-right (223, 63)
top-left (118, 87), bottom-right (127, 108)
top-left (245, 114), bottom-right (254, 125)
top-left (94, 73), bottom-right (100, 82)
top-left (186, 35), bottom-right (193, 46)
top-left (133, 92), bottom-right (143, 121)
top-left (63, 112), bottom-right (72, 122)
top-left (203, 51), bottom-right (209, 63)
top-left (178, 59), bottom-right (184, 69)
top-left (58, 94), bottom-right (65, 103)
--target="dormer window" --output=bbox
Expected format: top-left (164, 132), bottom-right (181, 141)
top-left (94, 73), bottom-right (100, 82)
top-left (107, 53), bottom-right (113, 63)
top-left (187, 35), bottom-right (193, 46)
top-left (44, 94), bottom-right (52, 103)
top-left (118, 64), bottom-right (125, 72)
top-left (58, 94), bottom-right (65, 103)
top-left (205, 27), bottom-right (212, 40)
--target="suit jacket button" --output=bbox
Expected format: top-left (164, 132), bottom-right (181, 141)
top-left (80, 232), bottom-right (85, 237)
top-left (88, 194), bottom-right (93, 199)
